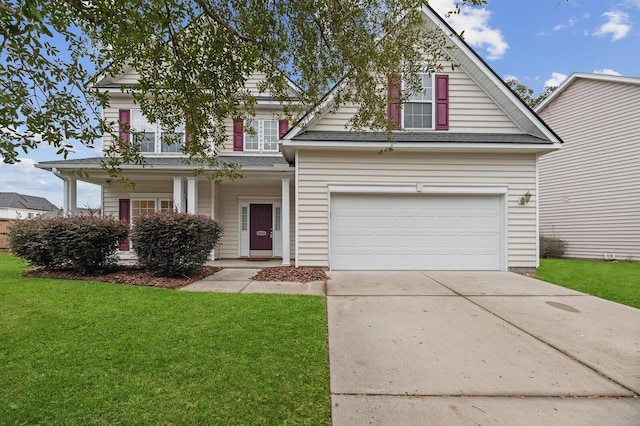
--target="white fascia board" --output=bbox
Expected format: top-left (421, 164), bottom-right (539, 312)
top-left (283, 79), bottom-right (348, 142)
top-left (282, 140), bottom-right (561, 156)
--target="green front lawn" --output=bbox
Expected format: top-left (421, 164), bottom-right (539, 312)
top-left (538, 258), bottom-right (640, 309)
top-left (0, 254), bottom-right (330, 425)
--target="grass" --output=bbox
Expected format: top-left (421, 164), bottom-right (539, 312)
top-left (0, 253), bottom-right (330, 425)
top-left (537, 258), bottom-right (640, 309)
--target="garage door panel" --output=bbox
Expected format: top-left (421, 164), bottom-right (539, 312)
top-left (331, 194), bottom-right (502, 270)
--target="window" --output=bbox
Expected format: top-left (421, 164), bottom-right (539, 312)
top-left (131, 198), bottom-right (173, 222)
top-left (241, 206), bottom-right (248, 230)
top-left (403, 74), bottom-right (433, 130)
top-left (275, 207), bottom-right (281, 231)
top-left (130, 109), bottom-right (184, 154)
top-left (244, 119), bottom-right (279, 152)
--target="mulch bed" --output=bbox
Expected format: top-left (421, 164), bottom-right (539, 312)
top-left (251, 266), bottom-right (329, 283)
top-left (23, 266), bottom-right (223, 289)
top-left (23, 265), bottom-right (329, 288)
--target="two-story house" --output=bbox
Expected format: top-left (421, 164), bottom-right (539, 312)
top-left (37, 5), bottom-right (561, 271)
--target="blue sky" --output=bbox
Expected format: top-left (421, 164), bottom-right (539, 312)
top-left (1, 0), bottom-right (638, 208)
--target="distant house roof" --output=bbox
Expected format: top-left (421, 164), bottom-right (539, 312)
top-left (0, 192), bottom-right (60, 212)
top-left (535, 72), bottom-right (640, 112)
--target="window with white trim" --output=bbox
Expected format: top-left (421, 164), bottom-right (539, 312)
top-left (244, 119), bottom-right (279, 152)
top-left (403, 74), bottom-right (434, 130)
top-left (130, 109), bottom-right (185, 154)
top-left (131, 198), bottom-right (173, 223)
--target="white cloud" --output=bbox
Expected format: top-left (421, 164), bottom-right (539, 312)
top-left (0, 159), bottom-right (101, 208)
top-left (429, 0), bottom-right (509, 60)
top-left (503, 74), bottom-right (519, 82)
top-left (539, 16), bottom-right (579, 36)
top-left (622, 0), bottom-right (640, 9)
top-left (593, 11), bottom-right (631, 41)
top-left (593, 68), bottom-right (622, 75)
top-left (545, 72), bottom-right (568, 88)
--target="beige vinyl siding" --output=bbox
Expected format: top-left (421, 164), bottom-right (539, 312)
top-left (538, 78), bottom-right (640, 261)
top-left (309, 68), bottom-right (520, 133)
top-left (115, 68), bottom-right (140, 85)
top-left (217, 181), bottom-right (295, 259)
top-left (102, 95), bottom-right (138, 152)
top-left (103, 180), bottom-right (174, 218)
top-left (448, 72), bottom-right (520, 133)
top-left (296, 151), bottom-right (537, 268)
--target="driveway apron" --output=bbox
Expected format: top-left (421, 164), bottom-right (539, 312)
top-left (327, 271), bottom-right (640, 425)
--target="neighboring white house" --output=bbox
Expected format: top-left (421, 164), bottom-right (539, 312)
top-left (0, 192), bottom-right (61, 219)
top-left (536, 72), bottom-right (640, 262)
top-left (37, 5), bottom-right (561, 271)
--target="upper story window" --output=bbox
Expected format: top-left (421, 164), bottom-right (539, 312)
top-left (403, 74), bottom-right (434, 130)
top-left (244, 119), bottom-right (279, 152)
top-left (130, 109), bottom-right (185, 154)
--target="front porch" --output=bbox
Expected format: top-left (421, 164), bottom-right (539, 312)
top-left (38, 157), bottom-right (295, 267)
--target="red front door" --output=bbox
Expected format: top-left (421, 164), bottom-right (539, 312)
top-left (250, 204), bottom-right (272, 250)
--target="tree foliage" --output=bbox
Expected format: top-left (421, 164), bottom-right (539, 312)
top-left (1, 0), bottom-right (486, 176)
top-left (506, 78), bottom-right (556, 109)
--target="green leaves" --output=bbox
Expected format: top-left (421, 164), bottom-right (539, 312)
top-left (2, 0), bottom-right (489, 175)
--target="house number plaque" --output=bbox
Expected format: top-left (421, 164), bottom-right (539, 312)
top-left (256, 230), bottom-right (267, 236)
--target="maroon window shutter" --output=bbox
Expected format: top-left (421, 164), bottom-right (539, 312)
top-left (278, 120), bottom-right (289, 138)
top-left (233, 119), bottom-right (243, 151)
top-left (185, 113), bottom-right (192, 151)
top-left (118, 109), bottom-right (130, 152)
top-left (435, 74), bottom-right (449, 130)
top-left (387, 75), bottom-right (402, 130)
top-left (118, 199), bottom-right (130, 251)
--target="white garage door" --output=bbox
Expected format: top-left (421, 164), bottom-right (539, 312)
top-left (330, 194), bottom-right (502, 270)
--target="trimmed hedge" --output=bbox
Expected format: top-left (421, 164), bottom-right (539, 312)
top-left (131, 211), bottom-right (222, 277)
top-left (9, 215), bottom-right (128, 274)
top-left (540, 234), bottom-right (566, 258)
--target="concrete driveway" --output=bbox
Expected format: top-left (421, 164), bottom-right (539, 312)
top-left (327, 271), bottom-right (640, 425)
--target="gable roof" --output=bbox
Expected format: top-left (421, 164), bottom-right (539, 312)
top-left (0, 192), bottom-right (59, 211)
top-left (535, 72), bottom-right (640, 112)
top-left (284, 4), bottom-right (561, 145)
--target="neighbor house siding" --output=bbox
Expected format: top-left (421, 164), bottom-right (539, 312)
top-left (538, 78), bottom-right (640, 261)
top-left (296, 151), bottom-right (537, 268)
top-left (309, 67), bottom-right (520, 133)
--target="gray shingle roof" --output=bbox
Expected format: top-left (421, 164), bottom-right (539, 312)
top-left (37, 155), bottom-right (291, 169)
top-left (291, 131), bottom-right (551, 144)
top-left (0, 192), bottom-right (59, 211)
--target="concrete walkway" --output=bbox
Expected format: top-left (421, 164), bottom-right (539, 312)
top-left (181, 268), bottom-right (325, 295)
top-left (327, 271), bottom-right (640, 425)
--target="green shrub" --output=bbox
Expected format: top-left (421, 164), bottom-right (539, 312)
top-left (131, 211), bottom-right (222, 277)
top-left (9, 215), bottom-right (128, 274)
top-left (540, 234), bottom-right (566, 258)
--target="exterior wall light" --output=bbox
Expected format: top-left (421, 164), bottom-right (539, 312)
top-left (519, 191), bottom-right (532, 205)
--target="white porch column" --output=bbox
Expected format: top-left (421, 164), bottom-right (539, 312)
top-left (281, 178), bottom-right (291, 266)
top-left (187, 177), bottom-right (197, 214)
top-left (68, 177), bottom-right (77, 215)
top-left (173, 177), bottom-right (184, 212)
top-left (62, 177), bottom-right (70, 215)
top-left (209, 181), bottom-right (217, 260)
